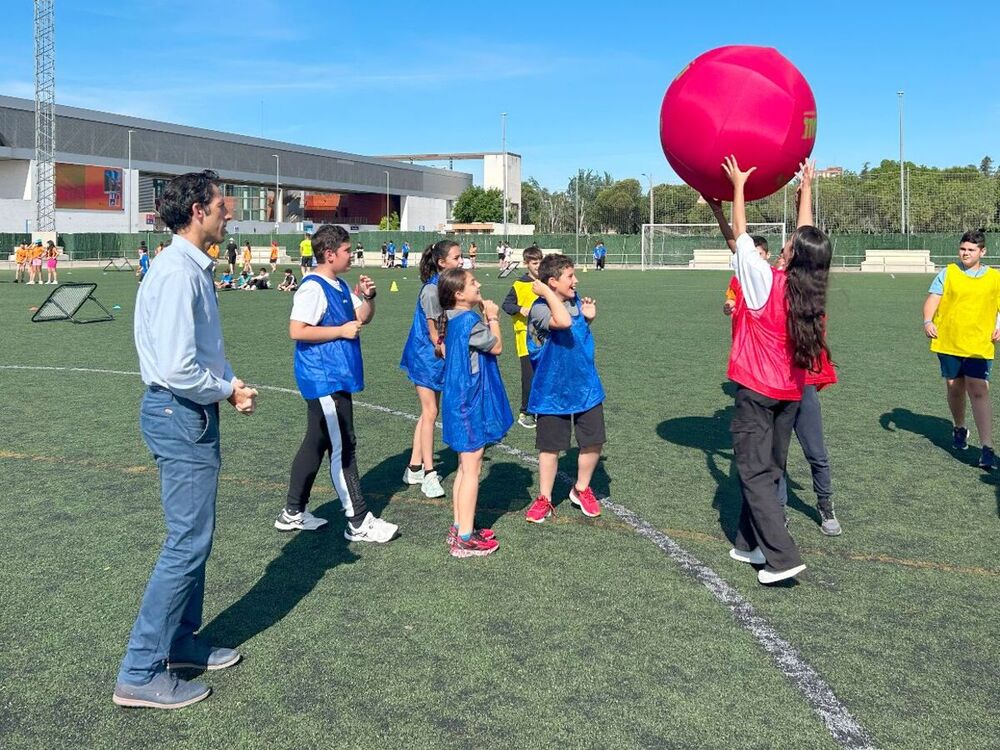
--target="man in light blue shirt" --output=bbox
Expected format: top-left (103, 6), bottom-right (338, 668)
top-left (114, 170), bottom-right (257, 710)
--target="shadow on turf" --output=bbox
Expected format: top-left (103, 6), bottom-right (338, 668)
top-left (197, 452), bottom-right (417, 650)
top-left (879, 407), bottom-right (979, 466)
top-left (656, 382), bottom-right (822, 541)
top-left (881, 409), bottom-right (1000, 516)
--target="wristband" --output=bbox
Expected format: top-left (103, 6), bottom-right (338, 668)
top-left (487, 317), bottom-right (499, 324)
top-left (923, 320), bottom-right (933, 325)
top-left (363, 290), bottom-right (377, 300)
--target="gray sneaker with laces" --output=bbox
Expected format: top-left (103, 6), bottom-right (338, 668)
top-left (817, 499), bottom-right (842, 536)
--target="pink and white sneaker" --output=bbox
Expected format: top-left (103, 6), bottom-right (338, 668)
top-left (569, 486), bottom-right (601, 517)
top-left (525, 496), bottom-right (555, 524)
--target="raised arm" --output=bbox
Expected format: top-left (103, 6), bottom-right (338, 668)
top-left (796, 160), bottom-right (815, 229)
top-left (531, 280), bottom-right (572, 329)
top-left (721, 155), bottom-right (755, 238)
top-left (705, 196), bottom-right (737, 253)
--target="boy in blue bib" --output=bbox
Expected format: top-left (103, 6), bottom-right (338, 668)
top-left (524, 254), bottom-right (606, 522)
top-left (277, 225), bottom-right (399, 543)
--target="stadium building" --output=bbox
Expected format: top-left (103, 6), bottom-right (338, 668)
top-left (0, 95), bottom-right (472, 234)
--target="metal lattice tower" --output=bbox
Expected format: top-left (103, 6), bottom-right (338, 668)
top-left (34, 0), bottom-right (56, 232)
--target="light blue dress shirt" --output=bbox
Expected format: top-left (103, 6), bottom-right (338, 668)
top-left (134, 235), bottom-right (235, 404)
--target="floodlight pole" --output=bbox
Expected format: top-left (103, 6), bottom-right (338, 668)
top-left (127, 129), bottom-right (134, 234)
top-left (897, 90), bottom-right (905, 234)
top-left (641, 172), bottom-right (653, 225)
top-left (272, 153), bottom-right (280, 226)
top-left (501, 112), bottom-right (508, 239)
top-left (575, 169), bottom-right (581, 263)
top-left (384, 170), bottom-right (390, 229)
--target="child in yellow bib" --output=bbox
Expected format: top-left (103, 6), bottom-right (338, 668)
top-left (501, 245), bottom-right (544, 428)
top-left (923, 229), bottom-right (1000, 468)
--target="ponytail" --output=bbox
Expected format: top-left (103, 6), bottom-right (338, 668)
top-left (419, 239), bottom-right (460, 282)
top-left (436, 267), bottom-right (470, 345)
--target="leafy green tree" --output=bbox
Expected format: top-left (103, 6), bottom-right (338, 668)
top-left (453, 186), bottom-right (504, 223)
top-left (378, 211), bottom-right (400, 230)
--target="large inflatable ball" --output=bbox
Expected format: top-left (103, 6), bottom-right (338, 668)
top-left (659, 45), bottom-right (817, 202)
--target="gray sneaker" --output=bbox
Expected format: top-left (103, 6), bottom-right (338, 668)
top-left (168, 641), bottom-right (242, 671)
top-left (421, 470), bottom-right (445, 498)
top-left (817, 499), bottom-right (842, 536)
top-left (112, 670), bottom-right (210, 709)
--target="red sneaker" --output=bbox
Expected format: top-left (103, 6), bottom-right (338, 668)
top-left (447, 526), bottom-right (495, 545)
top-left (450, 532), bottom-right (500, 558)
top-left (569, 485), bottom-right (601, 517)
top-left (525, 496), bottom-right (555, 523)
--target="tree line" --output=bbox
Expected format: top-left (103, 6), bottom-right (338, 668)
top-left (450, 159), bottom-right (1000, 235)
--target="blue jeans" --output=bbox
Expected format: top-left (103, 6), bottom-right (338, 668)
top-left (117, 387), bottom-right (221, 685)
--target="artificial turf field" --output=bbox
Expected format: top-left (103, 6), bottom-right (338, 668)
top-left (0, 264), bottom-right (997, 750)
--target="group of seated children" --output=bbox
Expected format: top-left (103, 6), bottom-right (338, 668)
top-left (214, 267), bottom-right (298, 292)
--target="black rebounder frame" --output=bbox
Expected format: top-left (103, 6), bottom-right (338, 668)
top-left (31, 283), bottom-right (115, 324)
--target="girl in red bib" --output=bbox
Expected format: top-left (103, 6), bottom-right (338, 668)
top-left (709, 157), bottom-right (833, 585)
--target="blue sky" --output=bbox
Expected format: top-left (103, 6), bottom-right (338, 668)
top-left (1, 0), bottom-right (997, 190)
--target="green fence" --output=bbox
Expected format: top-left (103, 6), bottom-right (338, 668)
top-left (10, 230), bottom-right (970, 268)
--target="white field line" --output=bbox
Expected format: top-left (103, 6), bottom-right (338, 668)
top-left (0, 363), bottom-right (877, 750)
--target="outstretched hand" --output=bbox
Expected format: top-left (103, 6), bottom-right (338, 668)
top-left (721, 155), bottom-right (756, 187)
top-left (580, 296), bottom-right (597, 320)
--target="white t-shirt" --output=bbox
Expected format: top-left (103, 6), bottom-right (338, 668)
top-left (290, 275), bottom-right (363, 325)
top-left (730, 233), bottom-right (773, 311)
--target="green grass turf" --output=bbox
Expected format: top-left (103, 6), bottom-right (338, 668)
top-left (0, 264), bottom-right (997, 749)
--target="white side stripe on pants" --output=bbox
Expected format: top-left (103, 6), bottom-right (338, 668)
top-left (319, 394), bottom-right (355, 517)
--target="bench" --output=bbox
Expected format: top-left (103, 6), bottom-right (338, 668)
top-left (688, 248), bottom-right (733, 270)
top-left (860, 249), bottom-right (935, 274)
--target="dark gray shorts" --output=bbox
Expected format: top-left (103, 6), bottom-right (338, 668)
top-left (535, 403), bottom-right (606, 452)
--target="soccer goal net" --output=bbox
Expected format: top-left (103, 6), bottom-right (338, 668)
top-left (640, 223), bottom-right (786, 270)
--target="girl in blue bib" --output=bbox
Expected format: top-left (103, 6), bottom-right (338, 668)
top-left (438, 268), bottom-right (513, 557)
top-left (399, 240), bottom-right (464, 498)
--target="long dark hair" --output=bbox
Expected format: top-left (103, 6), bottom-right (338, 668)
top-left (435, 268), bottom-right (471, 345)
top-left (785, 226), bottom-right (833, 371)
top-left (419, 239), bottom-right (460, 282)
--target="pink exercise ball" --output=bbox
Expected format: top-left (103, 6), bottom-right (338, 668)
top-left (659, 45), bottom-right (817, 202)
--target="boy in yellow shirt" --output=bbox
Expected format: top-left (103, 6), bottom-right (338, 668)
top-left (923, 229), bottom-right (1000, 469)
top-left (501, 245), bottom-right (544, 428)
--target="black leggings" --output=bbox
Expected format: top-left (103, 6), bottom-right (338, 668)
top-left (285, 393), bottom-right (367, 521)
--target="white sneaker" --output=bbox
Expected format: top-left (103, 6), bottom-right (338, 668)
top-left (757, 564), bottom-right (806, 584)
top-left (421, 470), bottom-right (445, 498)
top-left (344, 512), bottom-right (399, 543)
top-left (402, 466), bottom-right (425, 485)
top-left (729, 547), bottom-right (766, 565)
top-left (274, 509), bottom-right (327, 531)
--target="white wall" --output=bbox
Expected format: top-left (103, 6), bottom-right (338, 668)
top-left (0, 199), bottom-right (31, 232)
top-left (401, 195), bottom-right (448, 231)
top-left (0, 160), bottom-right (31, 199)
